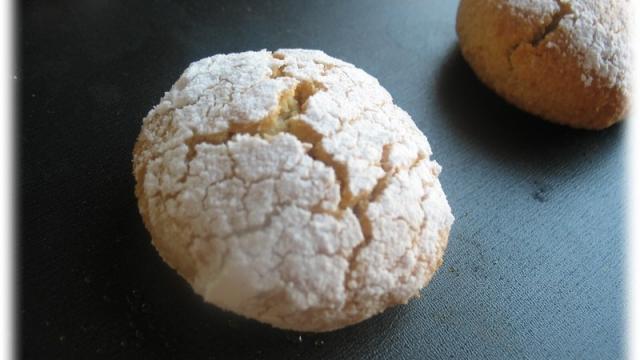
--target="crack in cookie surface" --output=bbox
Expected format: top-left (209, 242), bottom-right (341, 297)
top-left (530, 0), bottom-right (573, 47)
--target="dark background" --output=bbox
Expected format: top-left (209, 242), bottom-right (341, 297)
top-left (19, 0), bottom-right (625, 358)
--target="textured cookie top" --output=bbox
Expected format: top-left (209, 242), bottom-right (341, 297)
top-left (133, 49), bottom-right (453, 331)
top-left (503, 0), bottom-right (630, 91)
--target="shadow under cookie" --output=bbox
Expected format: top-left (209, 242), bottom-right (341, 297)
top-left (433, 46), bottom-right (624, 181)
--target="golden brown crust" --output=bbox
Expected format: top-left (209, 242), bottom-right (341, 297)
top-left (133, 136), bottom-right (197, 281)
top-left (456, 0), bottom-right (629, 129)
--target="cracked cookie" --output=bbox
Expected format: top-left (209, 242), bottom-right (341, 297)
top-left (133, 49), bottom-right (454, 332)
top-left (456, 0), bottom-right (630, 129)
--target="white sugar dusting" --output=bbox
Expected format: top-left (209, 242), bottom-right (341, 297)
top-left (506, 0), bottom-right (630, 91)
top-left (581, 73), bottom-right (593, 86)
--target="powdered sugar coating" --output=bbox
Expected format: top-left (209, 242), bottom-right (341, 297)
top-left (506, 0), bottom-right (630, 90)
top-left (133, 49), bottom-right (453, 332)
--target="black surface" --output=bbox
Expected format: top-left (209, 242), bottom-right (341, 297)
top-left (19, 0), bottom-right (625, 359)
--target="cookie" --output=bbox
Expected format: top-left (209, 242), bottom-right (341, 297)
top-left (456, 0), bottom-right (630, 129)
top-left (133, 49), bottom-right (454, 332)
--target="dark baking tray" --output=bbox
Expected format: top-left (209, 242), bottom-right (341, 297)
top-left (19, 0), bottom-right (624, 358)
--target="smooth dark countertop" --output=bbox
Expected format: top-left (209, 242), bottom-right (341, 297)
top-left (19, 0), bottom-right (625, 358)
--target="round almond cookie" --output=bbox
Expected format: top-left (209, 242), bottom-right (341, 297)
top-left (456, 0), bottom-right (630, 129)
top-left (133, 49), bottom-right (454, 332)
